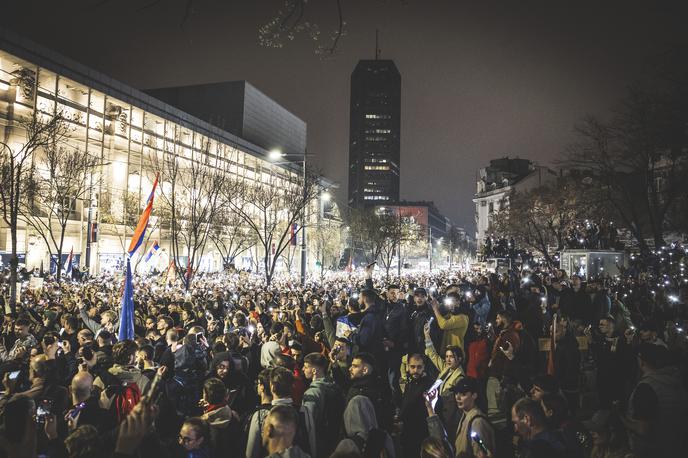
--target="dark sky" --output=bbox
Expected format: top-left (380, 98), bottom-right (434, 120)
top-left (3, 0), bottom-right (688, 232)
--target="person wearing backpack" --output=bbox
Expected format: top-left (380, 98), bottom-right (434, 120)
top-left (246, 369), bottom-right (273, 458)
top-left (269, 366), bottom-right (316, 457)
top-left (92, 340), bottom-right (150, 423)
top-left (302, 352), bottom-right (344, 458)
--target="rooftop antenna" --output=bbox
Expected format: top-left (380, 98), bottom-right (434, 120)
top-left (375, 29), bottom-right (381, 60)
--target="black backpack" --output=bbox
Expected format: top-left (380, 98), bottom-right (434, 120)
top-left (319, 384), bottom-right (346, 456)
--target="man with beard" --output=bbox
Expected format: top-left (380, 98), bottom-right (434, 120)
top-left (408, 288), bottom-right (441, 357)
top-left (400, 353), bottom-right (433, 458)
top-left (486, 310), bottom-right (521, 420)
top-left (381, 284), bottom-right (409, 402)
top-left (346, 352), bottom-right (393, 431)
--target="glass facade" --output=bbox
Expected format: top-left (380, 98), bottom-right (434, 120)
top-left (0, 42), bottom-right (310, 275)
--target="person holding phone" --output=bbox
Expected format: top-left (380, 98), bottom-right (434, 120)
top-left (426, 377), bottom-right (496, 458)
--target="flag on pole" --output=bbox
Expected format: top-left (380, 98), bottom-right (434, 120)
top-left (144, 241), bottom-right (160, 263)
top-left (120, 177), bottom-right (158, 342)
top-left (127, 177), bottom-right (159, 256)
top-left (119, 257), bottom-right (135, 342)
top-left (64, 247), bottom-right (74, 276)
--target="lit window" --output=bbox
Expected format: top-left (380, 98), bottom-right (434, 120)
top-left (364, 165), bottom-right (390, 171)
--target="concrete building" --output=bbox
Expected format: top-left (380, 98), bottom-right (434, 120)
top-left (348, 59), bottom-right (401, 207)
top-left (473, 157), bottom-right (556, 248)
top-left (0, 28), bottom-right (328, 276)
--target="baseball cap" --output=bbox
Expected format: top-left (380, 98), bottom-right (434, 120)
top-left (582, 410), bottom-right (611, 432)
top-left (450, 377), bottom-right (479, 394)
top-left (414, 288), bottom-right (428, 297)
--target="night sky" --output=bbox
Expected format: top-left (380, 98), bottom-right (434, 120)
top-left (2, 0), bottom-right (688, 233)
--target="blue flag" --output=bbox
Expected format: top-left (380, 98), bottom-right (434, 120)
top-left (118, 257), bottom-right (135, 341)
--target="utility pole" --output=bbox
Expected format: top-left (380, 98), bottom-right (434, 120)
top-left (428, 226), bottom-right (433, 272)
top-left (300, 153), bottom-right (307, 286)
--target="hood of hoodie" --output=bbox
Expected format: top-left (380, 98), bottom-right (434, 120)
top-left (109, 364), bottom-right (145, 382)
top-left (343, 395), bottom-right (378, 438)
top-left (261, 341), bottom-right (282, 368)
top-left (203, 405), bottom-right (233, 428)
top-left (211, 351), bottom-right (232, 375)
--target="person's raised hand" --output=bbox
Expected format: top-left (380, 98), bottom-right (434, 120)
top-left (430, 297), bottom-right (440, 312)
top-left (499, 341), bottom-right (515, 360)
top-left (365, 263), bottom-right (374, 278)
top-left (423, 389), bottom-right (438, 416)
top-left (45, 342), bottom-right (59, 360)
top-left (423, 322), bottom-right (432, 341)
top-left (44, 414), bottom-right (58, 441)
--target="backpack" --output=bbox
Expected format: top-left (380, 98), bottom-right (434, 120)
top-left (108, 380), bottom-right (142, 423)
top-left (319, 384), bottom-right (346, 456)
top-left (350, 428), bottom-right (389, 458)
top-left (293, 405), bottom-right (312, 455)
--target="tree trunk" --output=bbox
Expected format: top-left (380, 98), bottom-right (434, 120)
top-left (9, 220), bottom-right (18, 314)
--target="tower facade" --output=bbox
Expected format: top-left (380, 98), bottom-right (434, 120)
top-left (348, 60), bottom-right (401, 207)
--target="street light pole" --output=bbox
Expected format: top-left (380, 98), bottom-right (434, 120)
top-left (429, 226), bottom-right (433, 272)
top-left (300, 153), bottom-right (307, 286)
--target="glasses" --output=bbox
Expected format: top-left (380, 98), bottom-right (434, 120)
top-left (178, 435), bottom-right (197, 444)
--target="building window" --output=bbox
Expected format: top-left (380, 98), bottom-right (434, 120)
top-left (488, 202), bottom-right (494, 213)
top-left (364, 165), bottom-right (390, 171)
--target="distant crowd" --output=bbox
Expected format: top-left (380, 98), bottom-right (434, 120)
top-left (0, 243), bottom-right (686, 458)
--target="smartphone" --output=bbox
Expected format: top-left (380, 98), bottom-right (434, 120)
top-left (8, 370), bottom-right (20, 381)
top-left (227, 389), bottom-right (239, 407)
top-left (470, 431), bottom-right (489, 454)
top-left (35, 399), bottom-right (53, 423)
top-left (424, 378), bottom-right (443, 410)
top-left (68, 401), bottom-right (86, 419)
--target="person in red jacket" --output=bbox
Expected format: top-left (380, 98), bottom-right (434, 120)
top-left (466, 322), bottom-right (490, 412)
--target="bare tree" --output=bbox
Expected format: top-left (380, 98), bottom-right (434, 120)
top-left (21, 143), bottom-right (100, 282)
top-left (152, 138), bottom-right (229, 289)
top-left (312, 218), bottom-right (344, 280)
top-left (562, 63), bottom-right (688, 252)
top-left (377, 215), bottom-right (423, 280)
top-left (228, 169), bottom-right (319, 285)
top-left (490, 176), bottom-right (608, 264)
top-left (0, 112), bottom-right (69, 309)
top-left (347, 207), bottom-right (386, 265)
top-left (209, 208), bottom-right (256, 270)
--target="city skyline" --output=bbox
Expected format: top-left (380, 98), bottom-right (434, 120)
top-left (2, 1), bottom-right (688, 231)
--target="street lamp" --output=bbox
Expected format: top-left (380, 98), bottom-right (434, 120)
top-left (268, 148), bottom-right (309, 286)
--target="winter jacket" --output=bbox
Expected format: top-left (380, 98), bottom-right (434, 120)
top-left (553, 333), bottom-right (580, 392)
top-left (628, 366), bottom-right (688, 458)
top-left (435, 312), bottom-right (469, 353)
top-left (267, 446), bottom-right (311, 458)
top-left (466, 337), bottom-right (489, 380)
top-left (487, 323), bottom-right (521, 379)
top-left (355, 303), bottom-right (386, 359)
top-left (201, 404), bottom-right (241, 458)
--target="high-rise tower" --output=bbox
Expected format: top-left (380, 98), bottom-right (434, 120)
top-left (348, 57), bottom-right (401, 207)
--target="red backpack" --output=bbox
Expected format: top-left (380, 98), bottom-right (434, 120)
top-left (111, 381), bottom-right (142, 422)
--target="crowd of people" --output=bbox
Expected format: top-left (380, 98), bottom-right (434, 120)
top-left (0, 245), bottom-right (686, 458)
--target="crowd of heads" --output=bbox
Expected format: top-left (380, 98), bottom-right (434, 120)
top-left (0, 241), bottom-right (685, 458)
